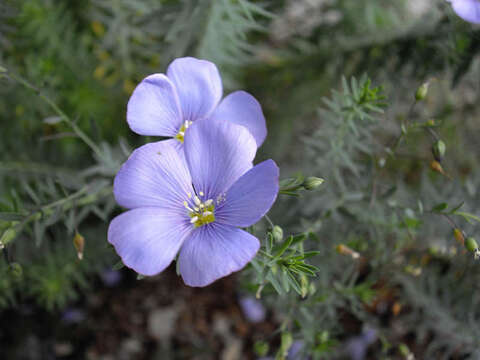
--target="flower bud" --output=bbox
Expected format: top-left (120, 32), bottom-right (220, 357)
top-left (453, 228), bottom-right (465, 245)
top-left (465, 237), bottom-right (478, 252)
top-left (272, 225), bottom-right (283, 242)
top-left (432, 140), bottom-right (446, 161)
top-left (0, 227), bottom-right (17, 246)
top-left (336, 244), bottom-right (360, 259)
top-left (430, 160), bottom-right (445, 176)
top-left (73, 232), bottom-right (85, 260)
top-left (0, 240), bottom-right (4, 250)
top-left (0, 65), bottom-right (6, 73)
top-left (415, 82), bottom-right (429, 101)
top-left (303, 177), bottom-right (324, 190)
top-left (254, 341), bottom-right (269, 357)
top-left (279, 332), bottom-right (293, 357)
top-left (425, 119), bottom-right (435, 127)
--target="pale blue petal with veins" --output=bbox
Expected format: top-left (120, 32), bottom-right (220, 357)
top-left (126, 57), bottom-right (267, 148)
top-left (108, 119), bottom-right (279, 286)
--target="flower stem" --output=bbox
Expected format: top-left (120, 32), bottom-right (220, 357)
top-left (6, 70), bottom-right (105, 161)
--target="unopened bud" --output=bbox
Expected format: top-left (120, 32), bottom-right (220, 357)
top-left (453, 229), bottom-right (465, 245)
top-left (8, 262), bottom-right (23, 279)
top-left (465, 237), bottom-right (478, 253)
top-left (425, 119), bottom-right (435, 127)
top-left (0, 65), bottom-right (6, 73)
top-left (73, 232), bottom-right (85, 260)
top-left (272, 225), bottom-right (283, 242)
top-left (432, 140), bottom-right (446, 161)
top-left (280, 332), bottom-right (293, 357)
top-left (300, 274), bottom-right (308, 298)
top-left (415, 82), bottom-right (430, 101)
top-left (0, 240), bottom-right (4, 250)
top-left (254, 341), bottom-right (269, 357)
top-left (303, 177), bottom-right (324, 190)
top-left (336, 244), bottom-right (360, 259)
top-left (0, 227), bottom-right (17, 246)
top-left (430, 160), bottom-right (445, 175)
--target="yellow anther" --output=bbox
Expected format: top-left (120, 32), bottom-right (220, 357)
top-left (190, 216), bottom-right (199, 224)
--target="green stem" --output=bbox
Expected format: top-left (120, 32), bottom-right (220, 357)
top-left (7, 70), bottom-right (105, 161)
top-left (2, 184), bottom-right (113, 246)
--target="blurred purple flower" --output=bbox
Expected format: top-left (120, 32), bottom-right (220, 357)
top-left (62, 308), bottom-right (86, 324)
top-left (108, 119), bottom-right (279, 286)
top-left (239, 296), bottom-right (266, 323)
top-left (346, 328), bottom-right (377, 360)
top-left (127, 57), bottom-right (267, 148)
top-left (447, 0), bottom-right (480, 24)
top-left (100, 269), bottom-right (122, 287)
top-left (288, 340), bottom-right (306, 360)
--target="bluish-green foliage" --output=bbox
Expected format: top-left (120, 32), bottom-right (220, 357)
top-left (2, 0), bottom-right (480, 359)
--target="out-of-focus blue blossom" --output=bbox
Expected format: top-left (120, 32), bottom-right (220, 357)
top-left (239, 296), bottom-right (266, 323)
top-left (127, 57), bottom-right (267, 148)
top-left (288, 340), bottom-right (306, 360)
top-left (447, 0), bottom-right (480, 24)
top-left (346, 328), bottom-right (377, 360)
top-left (100, 269), bottom-right (122, 287)
top-left (61, 308), bottom-right (86, 324)
top-left (108, 119), bottom-right (279, 286)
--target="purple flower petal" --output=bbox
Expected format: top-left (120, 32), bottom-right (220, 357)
top-left (178, 223), bottom-right (260, 287)
top-left (167, 57), bottom-right (222, 121)
top-left (127, 74), bottom-right (183, 136)
top-left (216, 160), bottom-right (279, 227)
top-left (183, 118), bottom-right (257, 200)
top-left (448, 0), bottom-right (480, 24)
top-left (114, 141), bottom-right (193, 211)
top-left (210, 91), bottom-right (267, 147)
top-left (108, 207), bottom-right (192, 276)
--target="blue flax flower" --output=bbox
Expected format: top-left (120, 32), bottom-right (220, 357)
top-left (127, 57), bottom-right (267, 149)
top-left (447, 0), bottom-right (480, 24)
top-left (108, 119), bottom-right (279, 286)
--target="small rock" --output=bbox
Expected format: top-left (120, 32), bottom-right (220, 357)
top-left (148, 307), bottom-right (178, 341)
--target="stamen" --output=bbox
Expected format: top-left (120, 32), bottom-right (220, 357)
top-left (185, 195), bottom-right (216, 228)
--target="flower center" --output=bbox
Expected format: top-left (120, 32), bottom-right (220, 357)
top-left (174, 120), bottom-right (193, 143)
top-left (183, 191), bottom-right (215, 228)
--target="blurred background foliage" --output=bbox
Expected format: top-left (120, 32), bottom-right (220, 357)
top-left (2, 0), bottom-right (480, 359)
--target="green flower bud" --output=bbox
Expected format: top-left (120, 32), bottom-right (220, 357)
top-left (465, 237), bottom-right (478, 252)
top-left (279, 332), bottom-right (293, 358)
top-left (0, 227), bottom-right (17, 246)
top-left (432, 140), bottom-right (446, 161)
top-left (272, 225), bottom-right (283, 242)
top-left (415, 82), bottom-right (430, 101)
top-left (254, 341), bottom-right (269, 357)
top-left (303, 177), bottom-right (324, 190)
top-left (0, 65), bottom-right (6, 73)
top-left (8, 262), bottom-right (23, 280)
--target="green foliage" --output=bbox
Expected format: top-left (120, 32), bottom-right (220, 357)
top-left (3, 0), bottom-right (480, 358)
